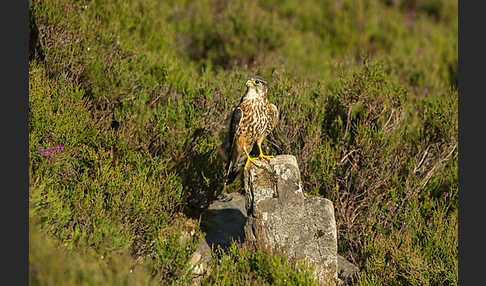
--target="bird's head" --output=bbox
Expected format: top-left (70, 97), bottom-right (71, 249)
top-left (244, 75), bottom-right (268, 99)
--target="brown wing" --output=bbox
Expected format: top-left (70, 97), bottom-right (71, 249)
top-left (230, 106), bottom-right (243, 140)
top-left (225, 106), bottom-right (244, 185)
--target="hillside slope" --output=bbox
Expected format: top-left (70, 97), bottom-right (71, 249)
top-left (29, 0), bottom-right (457, 285)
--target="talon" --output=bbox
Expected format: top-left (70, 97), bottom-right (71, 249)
top-left (259, 153), bottom-right (274, 161)
top-left (258, 145), bottom-right (274, 161)
top-left (244, 156), bottom-right (260, 169)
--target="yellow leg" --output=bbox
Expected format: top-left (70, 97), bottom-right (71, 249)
top-left (244, 149), bottom-right (260, 170)
top-left (258, 144), bottom-right (274, 160)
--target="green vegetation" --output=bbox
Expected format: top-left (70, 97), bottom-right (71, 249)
top-left (29, 0), bottom-right (457, 285)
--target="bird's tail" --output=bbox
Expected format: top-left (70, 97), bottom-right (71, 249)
top-left (224, 144), bottom-right (245, 185)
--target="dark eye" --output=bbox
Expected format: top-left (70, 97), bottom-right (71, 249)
top-left (255, 80), bottom-right (260, 85)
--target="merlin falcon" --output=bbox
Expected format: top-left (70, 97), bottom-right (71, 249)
top-left (225, 75), bottom-right (279, 185)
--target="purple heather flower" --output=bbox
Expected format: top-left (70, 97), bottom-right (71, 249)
top-left (44, 151), bottom-right (49, 157)
top-left (38, 148), bottom-right (44, 152)
top-left (444, 192), bottom-right (449, 197)
top-left (424, 87), bottom-right (429, 94)
top-left (56, 144), bottom-right (60, 150)
top-left (406, 10), bottom-right (415, 27)
top-left (61, 146), bottom-right (65, 151)
top-left (388, 206), bottom-right (397, 211)
top-left (70, 221), bottom-right (76, 227)
top-left (67, 231), bottom-right (73, 240)
top-left (381, 215), bottom-right (385, 219)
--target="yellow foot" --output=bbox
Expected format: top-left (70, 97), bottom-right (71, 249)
top-left (244, 156), bottom-right (260, 169)
top-left (258, 153), bottom-right (274, 161)
top-left (257, 145), bottom-right (274, 161)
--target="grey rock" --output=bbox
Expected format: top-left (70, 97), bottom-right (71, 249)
top-left (200, 192), bottom-right (247, 250)
top-left (188, 192), bottom-right (247, 284)
top-left (191, 156), bottom-right (342, 285)
top-left (189, 238), bottom-right (212, 277)
top-left (180, 228), bottom-right (210, 285)
top-left (337, 255), bottom-right (359, 286)
top-left (243, 155), bottom-right (338, 285)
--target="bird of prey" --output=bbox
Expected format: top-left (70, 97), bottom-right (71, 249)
top-left (225, 75), bottom-right (279, 185)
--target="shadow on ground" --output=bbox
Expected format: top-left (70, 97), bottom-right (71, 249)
top-left (201, 208), bottom-right (246, 251)
top-left (199, 192), bottom-right (248, 252)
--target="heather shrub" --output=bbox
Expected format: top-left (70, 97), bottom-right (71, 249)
top-left (29, 0), bottom-right (457, 284)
